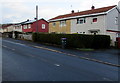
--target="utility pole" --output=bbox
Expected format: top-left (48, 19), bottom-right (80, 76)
top-left (36, 5), bottom-right (38, 33)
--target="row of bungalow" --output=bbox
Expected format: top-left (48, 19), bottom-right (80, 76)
top-left (0, 5), bottom-right (120, 46)
top-left (0, 19), bottom-right (49, 38)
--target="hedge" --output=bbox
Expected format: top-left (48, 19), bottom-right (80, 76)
top-left (32, 33), bottom-right (110, 49)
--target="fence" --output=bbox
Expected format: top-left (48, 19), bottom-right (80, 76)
top-left (18, 34), bottom-right (32, 40)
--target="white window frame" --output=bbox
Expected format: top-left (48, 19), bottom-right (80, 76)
top-left (60, 20), bottom-right (66, 27)
top-left (23, 25), bottom-right (27, 29)
top-left (77, 18), bottom-right (86, 24)
top-left (28, 24), bottom-right (31, 29)
top-left (92, 18), bottom-right (98, 23)
top-left (42, 24), bottom-right (46, 29)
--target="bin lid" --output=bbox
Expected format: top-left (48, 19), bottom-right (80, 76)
top-left (61, 38), bottom-right (67, 40)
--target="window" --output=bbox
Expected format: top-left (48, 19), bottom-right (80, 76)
top-left (77, 18), bottom-right (86, 24)
top-left (42, 24), bottom-right (46, 29)
top-left (53, 23), bottom-right (56, 27)
top-left (28, 24), bottom-right (31, 29)
top-left (23, 25), bottom-right (27, 29)
top-left (60, 20), bottom-right (66, 27)
top-left (93, 18), bottom-right (97, 22)
top-left (115, 17), bottom-right (118, 25)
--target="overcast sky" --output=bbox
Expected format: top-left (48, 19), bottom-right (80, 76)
top-left (0, 0), bottom-right (120, 24)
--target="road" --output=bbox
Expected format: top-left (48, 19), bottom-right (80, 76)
top-left (1, 38), bottom-right (119, 81)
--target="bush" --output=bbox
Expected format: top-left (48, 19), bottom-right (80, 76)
top-left (32, 33), bottom-right (110, 49)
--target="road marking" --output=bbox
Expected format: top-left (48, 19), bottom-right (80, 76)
top-left (3, 40), bottom-right (26, 46)
top-left (2, 45), bottom-right (7, 48)
top-left (40, 58), bottom-right (48, 62)
top-left (12, 49), bottom-right (15, 51)
top-left (54, 64), bottom-right (60, 67)
top-left (2, 45), bottom-right (15, 51)
top-left (103, 78), bottom-right (113, 81)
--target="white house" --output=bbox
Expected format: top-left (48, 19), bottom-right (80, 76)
top-left (7, 25), bottom-right (14, 32)
top-left (49, 5), bottom-right (120, 46)
top-left (118, 1), bottom-right (120, 34)
top-left (0, 27), bottom-right (3, 33)
top-left (13, 24), bottom-right (23, 32)
top-left (0, 24), bottom-right (13, 33)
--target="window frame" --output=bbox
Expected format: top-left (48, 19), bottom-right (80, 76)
top-left (77, 18), bottom-right (86, 24)
top-left (42, 24), bottom-right (46, 29)
top-left (93, 18), bottom-right (97, 23)
top-left (52, 22), bottom-right (56, 27)
top-left (28, 24), bottom-right (31, 29)
top-left (60, 20), bottom-right (66, 27)
top-left (23, 25), bottom-right (27, 29)
top-left (115, 17), bottom-right (118, 25)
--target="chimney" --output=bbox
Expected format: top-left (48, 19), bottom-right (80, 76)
top-left (71, 10), bottom-right (74, 13)
top-left (91, 5), bottom-right (95, 10)
top-left (27, 19), bottom-right (29, 21)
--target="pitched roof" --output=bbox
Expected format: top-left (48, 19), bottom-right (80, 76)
top-left (1, 24), bottom-right (13, 29)
top-left (22, 18), bottom-right (48, 25)
top-left (49, 5), bottom-right (116, 21)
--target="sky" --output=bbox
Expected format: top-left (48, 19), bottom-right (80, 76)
top-left (0, 0), bottom-right (120, 24)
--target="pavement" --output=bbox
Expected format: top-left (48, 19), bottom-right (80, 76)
top-left (2, 38), bottom-right (120, 67)
top-left (1, 37), bottom-right (119, 81)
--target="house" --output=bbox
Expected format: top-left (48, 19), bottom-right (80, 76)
top-left (0, 22), bottom-right (24, 38)
top-left (4, 20), bottom-right (32, 38)
top-left (7, 24), bottom-right (14, 32)
top-left (0, 24), bottom-right (13, 33)
top-left (22, 19), bottom-right (49, 33)
top-left (14, 24), bottom-right (23, 33)
top-left (49, 5), bottom-right (120, 46)
top-left (0, 27), bottom-right (3, 33)
top-left (14, 20), bottom-right (31, 33)
top-left (0, 24), bottom-right (14, 37)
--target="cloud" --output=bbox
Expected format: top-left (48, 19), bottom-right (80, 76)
top-left (1, 0), bottom-right (120, 24)
top-left (2, 2), bottom-right (35, 23)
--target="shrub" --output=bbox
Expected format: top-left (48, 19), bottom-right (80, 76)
top-left (32, 33), bottom-right (110, 49)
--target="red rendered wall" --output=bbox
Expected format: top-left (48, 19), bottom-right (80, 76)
top-left (32, 20), bottom-right (48, 33)
top-left (22, 24), bottom-right (33, 32)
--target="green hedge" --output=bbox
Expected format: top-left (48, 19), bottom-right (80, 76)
top-left (32, 33), bottom-right (110, 49)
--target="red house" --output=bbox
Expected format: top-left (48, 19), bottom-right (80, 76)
top-left (22, 19), bottom-right (48, 33)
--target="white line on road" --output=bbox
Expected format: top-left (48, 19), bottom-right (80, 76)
top-left (103, 78), bottom-right (113, 81)
top-left (54, 64), bottom-right (60, 67)
top-left (12, 49), bottom-right (15, 51)
top-left (2, 45), bottom-right (15, 51)
top-left (2, 45), bottom-right (7, 48)
top-left (3, 40), bottom-right (26, 46)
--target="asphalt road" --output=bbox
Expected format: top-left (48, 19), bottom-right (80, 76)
top-left (1, 38), bottom-right (119, 81)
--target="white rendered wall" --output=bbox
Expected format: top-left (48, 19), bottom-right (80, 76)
top-left (14, 25), bottom-right (23, 32)
top-left (71, 15), bottom-right (106, 34)
top-left (105, 7), bottom-right (119, 46)
top-left (106, 7), bottom-right (118, 31)
top-left (118, 1), bottom-right (120, 37)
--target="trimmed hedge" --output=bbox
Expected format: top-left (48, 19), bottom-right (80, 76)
top-left (32, 33), bottom-right (110, 49)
